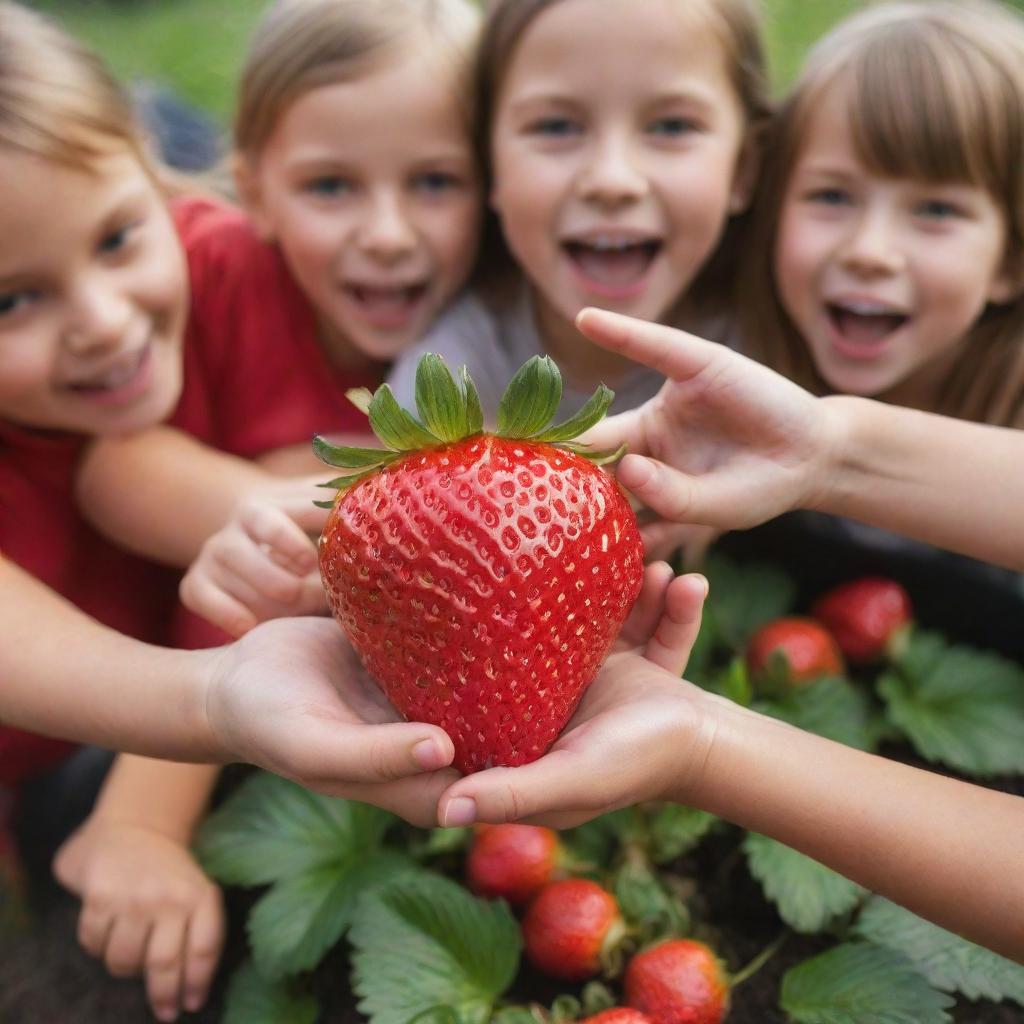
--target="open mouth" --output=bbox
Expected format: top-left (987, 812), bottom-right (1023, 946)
top-left (66, 343), bottom-right (152, 403)
top-left (345, 283), bottom-right (429, 328)
top-left (826, 301), bottom-right (909, 352)
top-left (563, 238), bottom-right (662, 294)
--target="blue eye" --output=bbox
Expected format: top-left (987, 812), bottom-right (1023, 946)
top-left (916, 199), bottom-right (961, 219)
top-left (306, 176), bottom-right (351, 197)
top-left (413, 171), bottom-right (459, 194)
top-left (98, 225), bottom-right (132, 254)
top-left (807, 188), bottom-right (851, 206)
top-left (0, 290), bottom-right (33, 318)
top-left (528, 117), bottom-right (580, 137)
top-left (648, 117), bottom-right (698, 137)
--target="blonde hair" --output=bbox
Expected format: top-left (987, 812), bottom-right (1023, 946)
top-left (234, 0), bottom-right (481, 158)
top-left (0, 1), bottom-right (150, 170)
top-left (740, 0), bottom-right (1024, 427)
top-left (472, 0), bottom-right (771, 305)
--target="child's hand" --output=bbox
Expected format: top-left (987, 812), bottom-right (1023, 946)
top-left (577, 308), bottom-right (842, 532)
top-left (53, 820), bottom-right (224, 1022)
top-left (180, 480), bottom-right (330, 637)
top-left (436, 564), bottom-right (715, 829)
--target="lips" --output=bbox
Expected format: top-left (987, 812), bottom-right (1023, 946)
top-left (344, 282), bottom-right (429, 329)
top-left (826, 299), bottom-right (910, 354)
top-left (66, 343), bottom-right (151, 397)
top-left (562, 234), bottom-right (662, 297)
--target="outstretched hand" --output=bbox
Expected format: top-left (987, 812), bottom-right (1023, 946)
top-left (203, 617), bottom-right (459, 827)
top-left (577, 308), bottom-right (842, 532)
top-left (436, 563), bottom-right (715, 829)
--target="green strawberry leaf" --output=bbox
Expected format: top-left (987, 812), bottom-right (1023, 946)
top-left (878, 630), bottom-right (1024, 776)
top-left (781, 942), bottom-right (954, 1024)
top-left (648, 804), bottom-right (718, 864)
top-left (249, 852), bottom-right (418, 979)
top-left (581, 981), bottom-right (617, 1016)
top-left (312, 435), bottom-right (394, 469)
top-left (461, 365), bottom-right (484, 435)
top-left (613, 858), bottom-right (689, 935)
top-left (222, 960), bottom-right (318, 1024)
top-left (416, 354), bottom-right (471, 442)
top-left (563, 808), bottom-right (644, 866)
top-left (743, 833), bottom-right (865, 934)
top-left (194, 773), bottom-right (396, 886)
top-left (497, 356), bottom-right (562, 438)
top-left (853, 896), bottom-right (1024, 1005)
top-left (703, 552), bottom-right (796, 651)
top-left (492, 1009), bottom-right (544, 1024)
top-left (418, 826), bottom-right (473, 858)
top-left (369, 383), bottom-right (440, 451)
top-left (350, 872), bottom-right (521, 1024)
top-left (534, 383), bottom-right (614, 443)
top-left (754, 676), bottom-right (876, 751)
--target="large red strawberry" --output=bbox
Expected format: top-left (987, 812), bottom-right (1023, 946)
top-left (624, 939), bottom-right (729, 1024)
top-left (583, 1010), bottom-right (653, 1024)
top-left (315, 355), bottom-right (644, 774)
top-left (467, 824), bottom-right (563, 906)
top-left (522, 878), bottom-right (625, 981)
top-left (812, 577), bottom-right (913, 664)
top-left (746, 617), bottom-right (843, 686)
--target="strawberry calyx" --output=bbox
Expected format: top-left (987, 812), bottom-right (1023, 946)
top-left (312, 353), bottom-right (625, 506)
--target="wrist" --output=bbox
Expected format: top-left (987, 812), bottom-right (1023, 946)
top-left (183, 647), bottom-right (230, 765)
top-left (806, 395), bottom-right (862, 515)
top-left (662, 687), bottom-right (729, 808)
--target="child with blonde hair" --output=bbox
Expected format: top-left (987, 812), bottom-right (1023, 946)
top-left (53, 0), bottom-right (484, 1017)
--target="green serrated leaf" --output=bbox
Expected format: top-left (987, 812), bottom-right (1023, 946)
top-left (878, 630), bottom-right (1024, 776)
top-left (369, 383), bottom-right (440, 451)
top-left (416, 354), bottom-right (469, 442)
top-left (535, 384), bottom-right (614, 443)
top-left (312, 435), bottom-right (391, 469)
top-left (614, 858), bottom-right (674, 928)
top-left (496, 356), bottom-right (562, 438)
top-left (781, 942), bottom-right (954, 1024)
top-left (419, 827), bottom-right (473, 858)
top-left (194, 774), bottom-right (396, 886)
top-left (223, 960), bottom-right (318, 1024)
top-left (754, 676), bottom-right (876, 751)
top-left (250, 852), bottom-right (418, 979)
top-left (853, 896), bottom-right (1024, 1004)
top-left (744, 833), bottom-right (865, 934)
top-left (649, 804), bottom-right (717, 864)
top-left (350, 873), bottom-right (521, 1024)
top-left (460, 365), bottom-right (484, 435)
top-left (703, 552), bottom-right (796, 650)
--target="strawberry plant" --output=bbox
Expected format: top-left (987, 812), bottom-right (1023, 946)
top-left (314, 354), bottom-right (644, 773)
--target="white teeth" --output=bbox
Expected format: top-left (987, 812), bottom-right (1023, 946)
top-left (574, 235), bottom-right (651, 252)
top-left (76, 348), bottom-right (143, 391)
top-left (834, 299), bottom-right (903, 316)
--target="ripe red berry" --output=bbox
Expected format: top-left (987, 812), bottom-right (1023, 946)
top-left (583, 1010), bottom-right (653, 1024)
top-left (466, 824), bottom-right (562, 906)
top-left (316, 356), bottom-right (643, 773)
top-left (746, 617), bottom-right (844, 686)
top-left (812, 577), bottom-right (913, 664)
top-left (625, 939), bottom-right (729, 1024)
top-left (522, 878), bottom-right (625, 981)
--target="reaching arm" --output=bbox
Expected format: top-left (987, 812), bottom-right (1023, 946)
top-left (576, 308), bottom-right (1024, 571)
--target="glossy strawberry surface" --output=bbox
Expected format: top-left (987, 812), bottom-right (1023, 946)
top-left (320, 435), bottom-right (643, 773)
top-left (583, 1009), bottom-right (653, 1024)
top-left (522, 878), bottom-right (623, 981)
top-left (746, 616), bottom-right (844, 686)
top-left (625, 939), bottom-right (729, 1024)
top-left (812, 576), bottom-right (912, 663)
top-left (466, 824), bottom-right (561, 905)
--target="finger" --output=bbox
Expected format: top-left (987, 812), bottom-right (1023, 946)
top-left (271, 718), bottom-right (456, 789)
top-left (645, 572), bottom-right (707, 676)
top-left (575, 308), bottom-right (721, 382)
top-left (336, 767), bottom-right (461, 828)
top-left (145, 914), bottom-right (187, 1022)
top-left (179, 572), bottom-right (258, 638)
top-left (617, 562), bottom-right (673, 648)
top-left (214, 530), bottom-right (313, 607)
top-left (237, 501), bottom-right (319, 574)
top-left (579, 407), bottom-right (646, 454)
top-left (616, 454), bottom-right (710, 525)
top-left (181, 889), bottom-right (225, 1015)
top-left (77, 904), bottom-right (114, 959)
top-left (104, 914), bottom-right (152, 977)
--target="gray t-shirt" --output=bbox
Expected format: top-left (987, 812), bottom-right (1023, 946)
top-left (388, 288), bottom-right (665, 423)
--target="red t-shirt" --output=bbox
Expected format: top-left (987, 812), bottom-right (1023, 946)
top-left (0, 423), bottom-right (181, 784)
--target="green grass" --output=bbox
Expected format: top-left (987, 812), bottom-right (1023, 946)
top-left (34, 0), bottom-right (1024, 122)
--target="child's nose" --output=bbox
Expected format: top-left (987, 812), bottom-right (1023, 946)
top-left (359, 194), bottom-right (417, 261)
top-left (840, 211), bottom-right (904, 277)
top-left (577, 137), bottom-right (649, 208)
top-left (64, 282), bottom-right (133, 354)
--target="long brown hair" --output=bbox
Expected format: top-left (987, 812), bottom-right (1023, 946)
top-left (740, 0), bottom-right (1024, 426)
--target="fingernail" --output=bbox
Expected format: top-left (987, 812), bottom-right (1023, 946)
top-left (694, 573), bottom-right (710, 598)
top-left (184, 991), bottom-right (204, 1012)
top-left (155, 1007), bottom-right (177, 1022)
top-left (412, 738), bottom-right (447, 771)
top-left (442, 796), bottom-right (476, 828)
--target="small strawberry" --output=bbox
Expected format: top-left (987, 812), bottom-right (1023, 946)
top-left (624, 939), bottom-right (729, 1024)
top-left (746, 616), bottom-right (843, 686)
top-left (583, 1010), bottom-right (653, 1024)
top-left (812, 577), bottom-right (913, 664)
top-left (315, 355), bottom-right (644, 773)
top-left (467, 824), bottom-right (563, 906)
top-left (522, 878), bottom-right (626, 981)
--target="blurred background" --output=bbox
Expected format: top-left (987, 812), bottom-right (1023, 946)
top-left (29, 0), bottom-right (1024, 129)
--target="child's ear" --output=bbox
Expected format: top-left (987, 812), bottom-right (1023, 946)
top-left (232, 153), bottom-right (275, 241)
top-left (727, 122), bottom-right (766, 215)
top-left (988, 249), bottom-right (1024, 305)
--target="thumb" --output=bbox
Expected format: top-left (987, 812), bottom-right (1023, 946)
top-left (616, 454), bottom-right (713, 525)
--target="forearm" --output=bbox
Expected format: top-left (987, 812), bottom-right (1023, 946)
top-left (687, 694), bottom-right (1024, 961)
top-left (77, 427), bottom-right (274, 567)
top-left (819, 397), bottom-right (1024, 571)
top-left (1, 560), bottom-right (224, 763)
top-left (90, 755), bottom-right (220, 842)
